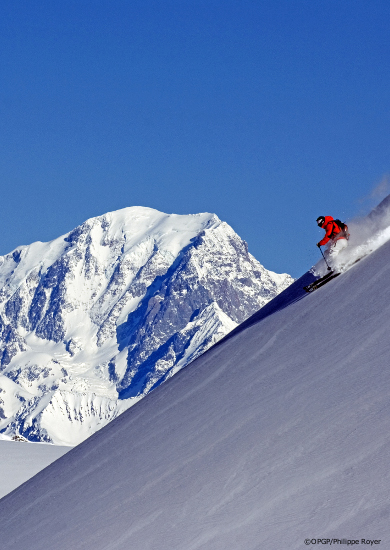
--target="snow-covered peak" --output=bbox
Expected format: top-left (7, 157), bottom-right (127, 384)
top-left (65, 206), bottom-right (220, 257)
top-left (0, 207), bottom-right (219, 288)
top-left (0, 206), bottom-right (292, 445)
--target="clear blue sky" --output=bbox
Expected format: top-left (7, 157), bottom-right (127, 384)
top-left (1, 1), bottom-right (389, 277)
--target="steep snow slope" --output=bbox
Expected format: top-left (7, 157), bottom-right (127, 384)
top-left (0, 230), bottom-right (389, 549)
top-left (0, 207), bottom-right (292, 445)
top-left (0, 439), bottom-right (69, 499)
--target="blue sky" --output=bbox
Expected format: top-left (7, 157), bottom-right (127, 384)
top-left (1, 1), bottom-right (389, 277)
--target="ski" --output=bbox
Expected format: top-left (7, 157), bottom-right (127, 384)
top-left (304, 271), bottom-right (341, 293)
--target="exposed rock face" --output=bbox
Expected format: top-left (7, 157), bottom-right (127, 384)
top-left (0, 315), bottom-right (26, 368)
top-left (0, 207), bottom-right (293, 445)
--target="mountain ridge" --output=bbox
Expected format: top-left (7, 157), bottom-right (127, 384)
top-left (0, 206), bottom-right (293, 445)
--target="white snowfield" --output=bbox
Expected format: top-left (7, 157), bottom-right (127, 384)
top-left (0, 209), bottom-right (389, 549)
top-left (0, 206), bottom-right (292, 446)
top-left (0, 438), bottom-right (69, 499)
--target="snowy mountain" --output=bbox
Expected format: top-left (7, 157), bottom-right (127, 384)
top-left (0, 204), bottom-right (389, 549)
top-left (0, 207), bottom-right (292, 445)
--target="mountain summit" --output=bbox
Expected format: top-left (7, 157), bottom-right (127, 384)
top-left (0, 207), bottom-right (292, 445)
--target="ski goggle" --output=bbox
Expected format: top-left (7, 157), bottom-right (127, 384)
top-left (317, 219), bottom-right (325, 226)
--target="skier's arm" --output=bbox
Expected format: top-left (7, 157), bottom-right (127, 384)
top-left (318, 224), bottom-right (333, 246)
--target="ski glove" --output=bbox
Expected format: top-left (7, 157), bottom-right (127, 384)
top-left (316, 242), bottom-right (321, 248)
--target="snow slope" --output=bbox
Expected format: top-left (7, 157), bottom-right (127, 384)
top-left (0, 439), bottom-right (69, 499)
top-left (0, 220), bottom-right (389, 549)
top-left (0, 207), bottom-right (292, 445)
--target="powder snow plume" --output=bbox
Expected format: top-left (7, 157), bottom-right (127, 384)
top-left (314, 193), bottom-right (390, 275)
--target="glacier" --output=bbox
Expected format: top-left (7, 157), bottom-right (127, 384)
top-left (0, 207), bottom-right (292, 445)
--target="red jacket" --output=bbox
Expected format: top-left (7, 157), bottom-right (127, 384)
top-left (318, 216), bottom-right (346, 246)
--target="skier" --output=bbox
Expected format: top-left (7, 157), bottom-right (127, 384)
top-left (304, 216), bottom-right (350, 293)
top-left (316, 216), bottom-right (348, 268)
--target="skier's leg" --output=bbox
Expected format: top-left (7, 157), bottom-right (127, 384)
top-left (327, 239), bottom-right (348, 269)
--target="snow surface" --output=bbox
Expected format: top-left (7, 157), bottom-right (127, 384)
top-left (0, 439), bottom-right (69, 499)
top-left (0, 220), bottom-right (389, 549)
